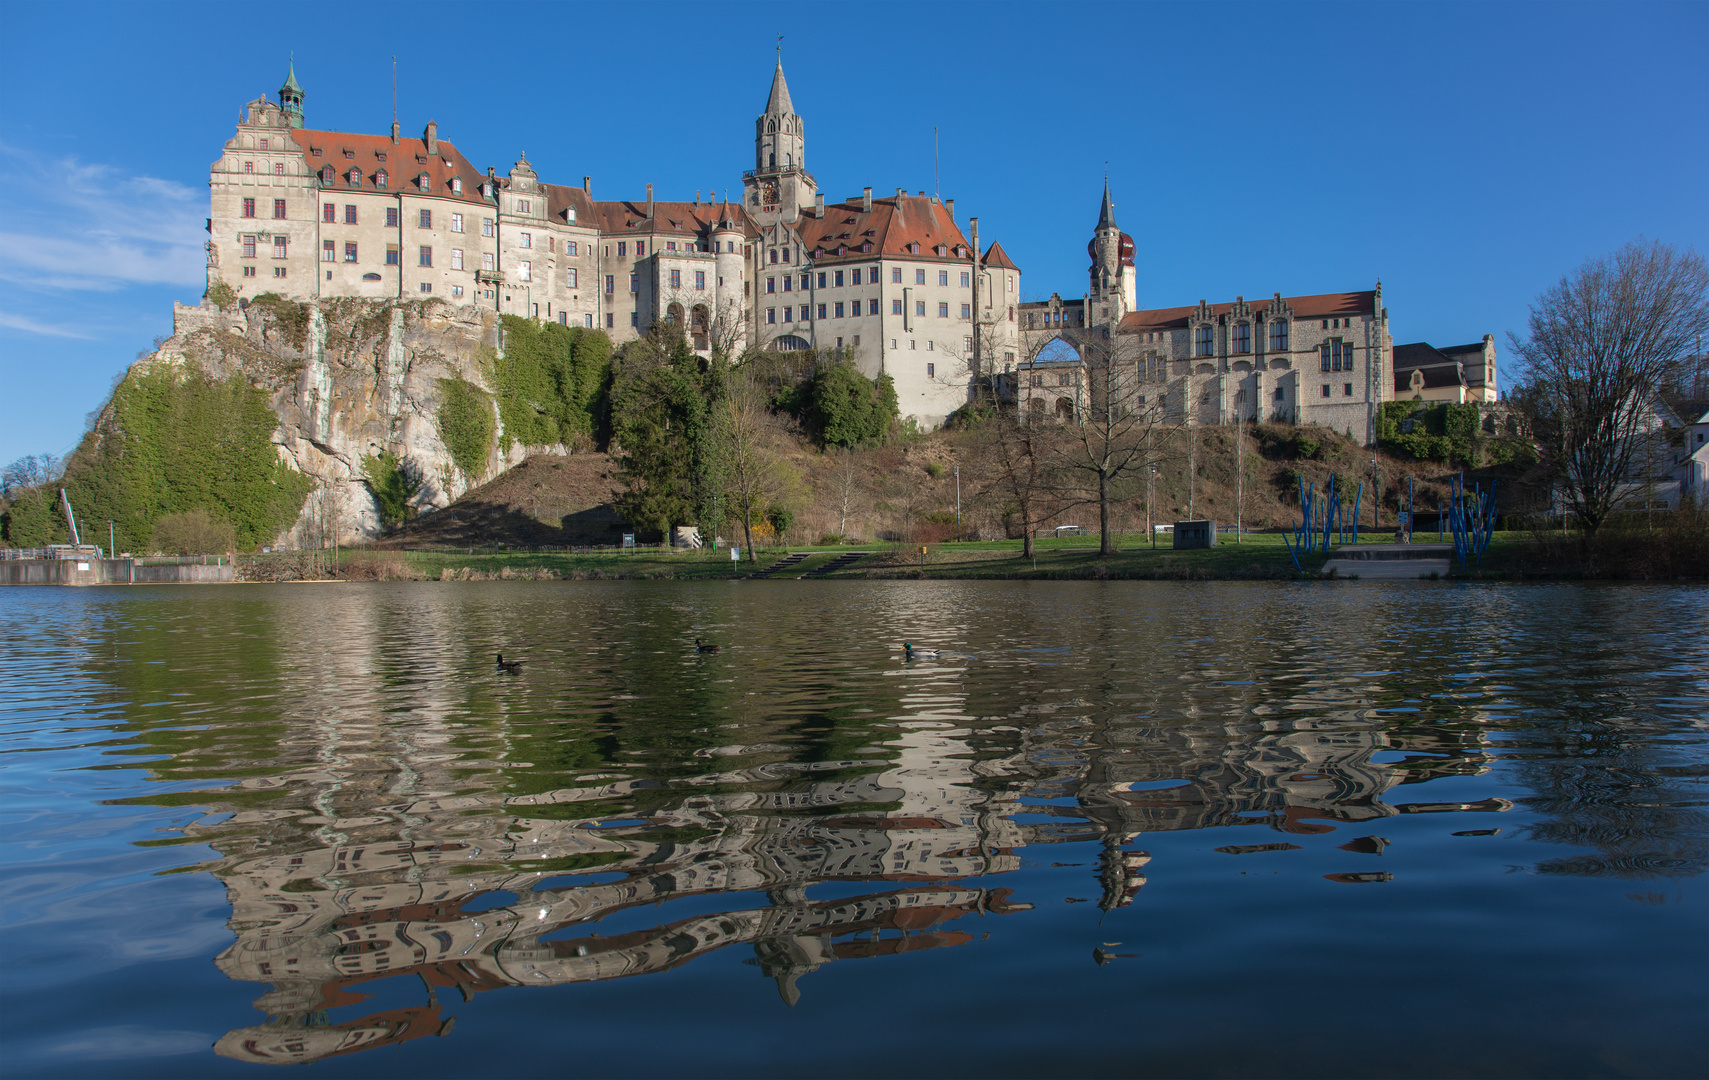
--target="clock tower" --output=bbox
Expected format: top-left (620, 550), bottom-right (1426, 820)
top-left (743, 56), bottom-right (816, 227)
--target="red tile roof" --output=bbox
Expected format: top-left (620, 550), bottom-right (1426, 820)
top-left (982, 241), bottom-right (1020, 272)
top-left (797, 195), bottom-right (973, 262)
top-left (1118, 290), bottom-right (1377, 332)
top-left (294, 129), bottom-right (489, 206)
top-left (584, 199), bottom-right (757, 239)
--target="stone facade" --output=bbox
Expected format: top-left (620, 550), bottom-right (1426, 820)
top-left (206, 60), bottom-right (1020, 430)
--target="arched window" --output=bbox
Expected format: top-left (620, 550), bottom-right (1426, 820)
top-left (1232, 322), bottom-right (1251, 353)
top-left (769, 152), bottom-right (775, 167)
top-left (1194, 324), bottom-right (1214, 357)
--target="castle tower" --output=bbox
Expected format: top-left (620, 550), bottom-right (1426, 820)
top-left (743, 56), bottom-right (816, 227)
top-left (1087, 179), bottom-right (1135, 325)
top-left (278, 62), bottom-right (304, 129)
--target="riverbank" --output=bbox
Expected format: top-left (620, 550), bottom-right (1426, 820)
top-left (233, 530), bottom-right (1685, 584)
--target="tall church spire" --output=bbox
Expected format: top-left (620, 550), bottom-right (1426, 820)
top-left (765, 57), bottom-right (794, 116)
top-left (1096, 177), bottom-right (1117, 231)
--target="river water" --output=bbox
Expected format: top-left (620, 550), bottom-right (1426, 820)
top-left (1, 580), bottom-right (1705, 1078)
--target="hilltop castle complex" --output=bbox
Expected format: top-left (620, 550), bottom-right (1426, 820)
top-left (206, 61), bottom-right (1495, 438)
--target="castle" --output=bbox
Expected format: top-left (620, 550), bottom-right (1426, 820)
top-left (207, 59), bottom-right (1492, 443)
top-left (207, 59), bottom-right (1022, 430)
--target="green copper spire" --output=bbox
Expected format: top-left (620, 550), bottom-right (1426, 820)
top-left (279, 59), bottom-right (304, 129)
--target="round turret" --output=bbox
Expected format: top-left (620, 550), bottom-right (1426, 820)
top-left (1088, 232), bottom-right (1135, 267)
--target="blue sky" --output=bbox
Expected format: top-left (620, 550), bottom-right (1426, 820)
top-left (2, 1), bottom-right (1705, 465)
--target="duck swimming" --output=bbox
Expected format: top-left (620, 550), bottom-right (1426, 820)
top-left (695, 638), bottom-right (721, 653)
top-left (496, 653), bottom-right (524, 673)
top-left (902, 641), bottom-right (940, 659)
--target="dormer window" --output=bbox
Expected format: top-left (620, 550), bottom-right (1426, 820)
top-left (375, 170), bottom-right (388, 188)
top-left (311, 148), bottom-right (322, 158)
top-left (343, 150), bottom-right (355, 159)
top-left (321, 166), bottom-right (334, 184)
top-left (375, 152), bottom-right (386, 162)
top-left (935, 244), bottom-right (948, 257)
top-left (416, 155), bottom-right (427, 165)
top-left (908, 242), bottom-right (920, 254)
top-left (451, 177), bottom-right (462, 195)
top-left (418, 172), bottom-right (430, 189)
top-left (347, 167), bottom-right (361, 187)
top-left (861, 242), bottom-right (872, 253)
top-left (565, 206), bottom-right (575, 222)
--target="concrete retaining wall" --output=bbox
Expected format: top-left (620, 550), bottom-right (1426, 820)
top-left (0, 559), bottom-right (235, 586)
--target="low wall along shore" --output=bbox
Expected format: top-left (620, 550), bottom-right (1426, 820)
top-left (0, 559), bottom-right (235, 586)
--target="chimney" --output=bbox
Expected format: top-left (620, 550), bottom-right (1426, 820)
top-left (815, 192), bottom-right (825, 217)
top-left (583, 176), bottom-right (591, 195)
top-left (391, 119), bottom-right (400, 144)
top-left (896, 187), bottom-right (904, 198)
top-left (862, 187), bottom-right (872, 212)
top-left (424, 120), bottom-right (437, 155)
top-left (646, 183), bottom-right (653, 219)
top-left (695, 190), bottom-right (700, 204)
top-left (945, 199), bottom-right (955, 220)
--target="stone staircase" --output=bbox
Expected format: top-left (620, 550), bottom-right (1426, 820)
top-left (801, 551), bottom-right (872, 578)
top-left (748, 552), bottom-right (810, 579)
top-left (1321, 543), bottom-right (1453, 580)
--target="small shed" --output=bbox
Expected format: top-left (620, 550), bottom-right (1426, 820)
top-left (1173, 520), bottom-right (1217, 549)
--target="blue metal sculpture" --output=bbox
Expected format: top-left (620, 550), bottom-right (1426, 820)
top-left (1282, 473), bottom-right (1365, 571)
top-left (1447, 472), bottom-right (1498, 568)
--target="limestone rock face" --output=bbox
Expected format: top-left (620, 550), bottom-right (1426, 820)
top-left (155, 297), bottom-right (528, 545)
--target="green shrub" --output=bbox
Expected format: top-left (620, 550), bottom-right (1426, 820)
top-left (436, 377), bottom-right (495, 480)
top-left (924, 461), bottom-right (946, 478)
top-left (492, 317), bottom-right (612, 452)
top-left (1293, 436), bottom-right (1321, 460)
top-left (151, 508), bottom-right (236, 555)
top-left (205, 280), bottom-right (237, 310)
top-left (363, 450), bottom-right (424, 529)
top-left (811, 362), bottom-right (897, 448)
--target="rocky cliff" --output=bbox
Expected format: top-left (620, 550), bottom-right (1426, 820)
top-left (154, 297), bottom-right (547, 545)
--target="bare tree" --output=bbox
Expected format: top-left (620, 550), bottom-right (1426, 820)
top-left (722, 373), bottom-right (797, 563)
top-left (1049, 331), bottom-right (1179, 555)
top-left (981, 407), bottom-right (1054, 559)
top-left (1508, 239), bottom-right (1709, 534)
top-left (829, 448), bottom-right (865, 538)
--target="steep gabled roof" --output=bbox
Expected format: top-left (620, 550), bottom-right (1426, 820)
top-left (1118, 290), bottom-right (1377, 332)
top-left (294, 129), bottom-right (488, 206)
top-left (586, 199), bottom-right (757, 239)
top-left (796, 195), bottom-right (972, 262)
top-left (982, 241), bottom-right (1020, 272)
top-left (1096, 179), bottom-right (1117, 231)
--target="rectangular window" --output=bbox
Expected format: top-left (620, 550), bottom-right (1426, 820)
top-left (1321, 343), bottom-right (1333, 372)
top-left (585, 314), bottom-right (594, 327)
top-left (272, 236), bottom-right (288, 258)
top-left (420, 282), bottom-right (432, 293)
top-left (604, 274), bottom-right (614, 293)
top-left (242, 197), bottom-right (255, 218)
top-left (274, 162), bottom-right (284, 176)
top-left (386, 207), bottom-right (399, 228)
top-left (781, 275), bottom-right (792, 292)
top-left (964, 336), bottom-right (974, 352)
top-left (834, 270), bottom-right (844, 287)
top-left (938, 302), bottom-right (949, 318)
top-left (669, 268), bottom-right (681, 288)
top-left (960, 271), bottom-right (970, 287)
top-left (567, 268), bottom-right (578, 288)
top-left (322, 203), bottom-right (335, 223)
top-left (780, 248), bottom-right (788, 263)
top-left (606, 313), bottom-right (614, 328)
top-left (1270, 320), bottom-right (1288, 352)
top-left (419, 209), bottom-right (432, 229)
top-left (834, 302), bottom-right (845, 318)
top-left (451, 213), bottom-right (463, 233)
top-left (938, 270), bottom-right (949, 286)
top-left (532, 303), bottom-right (539, 318)
top-left (481, 218), bottom-right (494, 237)
top-left (558, 311), bottom-right (566, 325)
top-left (566, 241), bottom-right (578, 256)
top-left (451, 249), bottom-right (463, 270)
top-left (892, 298), bottom-right (903, 315)
top-left (817, 272), bottom-right (827, 288)
top-left (452, 285), bottom-right (464, 298)
top-left (1234, 323), bottom-right (1251, 353)
top-left (767, 277), bottom-right (776, 294)
top-left (481, 251), bottom-right (494, 271)
top-left (769, 249), bottom-right (778, 264)
top-left (960, 303), bottom-right (971, 319)
top-left (695, 270), bottom-right (705, 290)
top-left (386, 245), bottom-right (399, 265)
top-left (636, 242), bottom-right (645, 257)
top-left (892, 267), bottom-right (902, 283)
top-left (344, 242), bottom-right (357, 263)
top-left (852, 268), bottom-right (862, 285)
top-left (915, 300), bottom-right (926, 317)
top-left (519, 231), bottom-right (531, 249)
top-left (869, 299), bottom-right (879, 315)
top-left (322, 240), bottom-right (336, 262)
top-left (1196, 325), bottom-right (1214, 357)
top-left (767, 308), bottom-right (776, 324)
top-left (915, 268), bottom-right (926, 284)
top-left (1345, 383), bottom-right (1354, 396)
top-left (784, 306), bottom-right (793, 322)
top-left (629, 273), bottom-right (638, 292)
top-left (631, 311), bottom-right (639, 327)
top-left (345, 205), bottom-right (357, 225)
top-left (243, 161), bottom-right (253, 174)
top-left (618, 241), bottom-right (627, 257)
top-left (817, 303), bottom-right (827, 319)
top-left (241, 235), bottom-right (256, 258)
top-left (800, 273), bottom-right (810, 290)
top-left (1322, 384), bottom-right (1332, 398)
top-left (926, 362), bottom-right (936, 377)
top-left (419, 245), bottom-right (432, 267)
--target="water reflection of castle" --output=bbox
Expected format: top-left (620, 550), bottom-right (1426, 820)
top-left (186, 665), bottom-right (1506, 1066)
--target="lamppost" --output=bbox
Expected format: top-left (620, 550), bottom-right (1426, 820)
top-left (1148, 463), bottom-right (1158, 550)
top-left (107, 520), bottom-right (114, 558)
top-left (953, 464), bottom-right (961, 541)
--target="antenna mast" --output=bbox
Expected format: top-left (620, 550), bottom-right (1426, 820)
top-left (391, 56), bottom-right (397, 128)
top-left (934, 127), bottom-right (940, 201)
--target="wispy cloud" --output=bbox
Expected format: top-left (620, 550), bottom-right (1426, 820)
top-left (0, 143), bottom-right (205, 292)
top-left (0, 312), bottom-right (96, 338)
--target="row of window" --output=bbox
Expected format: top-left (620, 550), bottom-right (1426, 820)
top-left (1320, 339), bottom-right (1356, 372)
top-left (316, 165), bottom-right (467, 196)
top-left (766, 299), bottom-right (888, 323)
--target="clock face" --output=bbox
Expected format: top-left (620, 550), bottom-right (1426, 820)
top-left (761, 181), bottom-right (779, 205)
